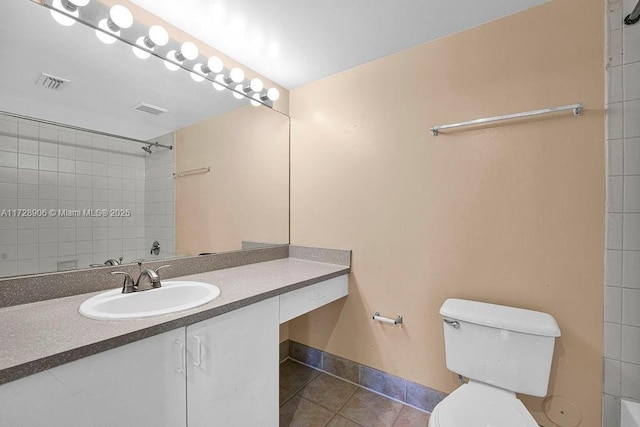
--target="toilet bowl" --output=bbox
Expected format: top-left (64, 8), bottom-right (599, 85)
top-left (431, 299), bottom-right (561, 427)
top-left (428, 381), bottom-right (538, 427)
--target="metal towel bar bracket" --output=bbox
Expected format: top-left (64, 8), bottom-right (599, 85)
top-left (430, 102), bottom-right (583, 136)
top-left (373, 311), bottom-right (403, 325)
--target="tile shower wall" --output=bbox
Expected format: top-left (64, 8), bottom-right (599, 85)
top-left (144, 133), bottom-right (175, 261)
top-left (0, 114), bottom-right (175, 277)
top-left (605, 0), bottom-right (640, 425)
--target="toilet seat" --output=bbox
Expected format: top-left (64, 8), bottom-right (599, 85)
top-left (428, 381), bottom-right (539, 427)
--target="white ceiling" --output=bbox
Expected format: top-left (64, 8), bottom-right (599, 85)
top-left (130, 0), bottom-right (551, 89)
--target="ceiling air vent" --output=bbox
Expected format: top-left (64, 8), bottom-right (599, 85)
top-left (36, 73), bottom-right (70, 90)
top-left (132, 102), bottom-right (168, 116)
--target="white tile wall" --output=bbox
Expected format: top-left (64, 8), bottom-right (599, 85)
top-left (144, 133), bottom-right (175, 262)
top-left (608, 213), bottom-right (624, 249)
top-left (605, 1), bottom-right (640, 423)
top-left (0, 114), bottom-right (175, 276)
top-left (606, 322), bottom-right (622, 360)
top-left (605, 358), bottom-right (622, 395)
top-left (622, 325), bottom-right (640, 364)
top-left (606, 286), bottom-right (623, 323)
top-left (623, 214), bottom-right (640, 250)
top-left (609, 176), bottom-right (624, 212)
top-left (623, 250), bottom-right (640, 287)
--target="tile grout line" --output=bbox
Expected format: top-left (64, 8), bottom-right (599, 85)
top-left (288, 357), bottom-right (432, 415)
top-left (322, 386), bottom-right (362, 427)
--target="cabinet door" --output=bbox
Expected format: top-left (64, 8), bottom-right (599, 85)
top-left (187, 297), bottom-right (279, 426)
top-left (0, 328), bottom-right (187, 427)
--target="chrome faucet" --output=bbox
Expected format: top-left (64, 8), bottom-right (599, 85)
top-left (110, 265), bottom-right (170, 294)
top-left (90, 257), bottom-right (123, 268)
top-left (110, 271), bottom-right (136, 294)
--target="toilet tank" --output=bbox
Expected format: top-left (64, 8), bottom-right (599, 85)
top-left (440, 299), bottom-right (561, 397)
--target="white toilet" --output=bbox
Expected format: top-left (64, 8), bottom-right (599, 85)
top-left (429, 298), bottom-right (561, 427)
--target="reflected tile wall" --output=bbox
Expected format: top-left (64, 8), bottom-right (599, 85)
top-left (143, 132), bottom-right (175, 262)
top-left (0, 114), bottom-right (174, 277)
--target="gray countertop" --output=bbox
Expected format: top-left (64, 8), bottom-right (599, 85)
top-left (0, 257), bottom-right (349, 385)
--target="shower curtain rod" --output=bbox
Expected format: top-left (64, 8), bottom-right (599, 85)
top-left (0, 111), bottom-right (173, 150)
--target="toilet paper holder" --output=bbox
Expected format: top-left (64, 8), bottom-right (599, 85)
top-left (372, 311), bottom-right (403, 325)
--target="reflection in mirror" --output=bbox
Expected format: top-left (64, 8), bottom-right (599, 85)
top-left (0, 1), bottom-right (289, 279)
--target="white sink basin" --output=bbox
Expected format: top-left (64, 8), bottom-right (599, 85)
top-left (79, 281), bottom-right (221, 320)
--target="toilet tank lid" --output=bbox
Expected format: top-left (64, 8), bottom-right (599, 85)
top-left (440, 299), bottom-right (561, 337)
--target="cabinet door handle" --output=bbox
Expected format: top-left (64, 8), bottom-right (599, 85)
top-left (175, 339), bottom-right (185, 373)
top-left (311, 292), bottom-right (324, 300)
top-left (191, 335), bottom-right (202, 367)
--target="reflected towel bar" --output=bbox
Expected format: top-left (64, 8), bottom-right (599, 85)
top-left (173, 167), bottom-right (210, 178)
top-left (430, 102), bottom-right (583, 136)
top-left (373, 311), bottom-right (403, 325)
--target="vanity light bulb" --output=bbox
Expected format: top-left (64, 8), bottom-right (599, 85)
top-left (207, 56), bottom-right (224, 73)
top-left (109, 5), bottom-right (133, 29)
top-left (164, 50), bottom-right (181, 71)
top-left (230, 67), bottom-right (245, 83)
top-left (213, 74), bottom-right (226, 91)
top-left (250, 93), bottom-right (261, 107)
top-left (180, 42), bottom-right (199, 61)
top-left (267, 87), bottom-right (280, 101)
top-left (50, 0), bottom-right (78, 26)
top-left (96, 19), bottom-right (118, 44)
top-left (148, 25), bottom-right (169, 47)
top-left (250, 78), bottom-right (264, 93)
top-left (233, 84), bottom-right (245, 99)
top-left (69, 0), bottom-right (91, 6)
top-left (132, 36), bottom-right (151, 59)
top-left (191, 64), bottom-right (206, 82)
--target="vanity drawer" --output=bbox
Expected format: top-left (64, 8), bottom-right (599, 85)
top-left (279, 275), bottom-right (348, 323)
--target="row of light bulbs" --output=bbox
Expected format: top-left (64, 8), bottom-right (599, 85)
top-left (49, 0), bottom-right (280, 106)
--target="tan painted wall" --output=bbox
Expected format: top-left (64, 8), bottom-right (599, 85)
top-left (289, 0), bottom-right (605, 424)
top-left (175, 105), bottom-right (289, 255)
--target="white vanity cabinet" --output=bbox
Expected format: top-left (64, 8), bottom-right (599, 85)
top-left (0, 298), bottom-right (279, 427)
top-left (186, 297), bottom-right (279, 426)
top-left (0, 275), bottom-right (347, 426)
top-left (0, 328), bottom-right (187, 427)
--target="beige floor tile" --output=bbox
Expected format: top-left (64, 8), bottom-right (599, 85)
top-left (338, 388), bottom-right (404, 427)
top-left (326, 414), bottom-right (364, 426)
top-left (279, 395), bottom-right (334, 427)
top-left (280, 384), bottom-right (296, 406)
top-left (280, 359), bottom-right (322, 394)
top-left (393, 405), bottom-right (430, 426)
top-left (299, 373), bottom-right (358, 412)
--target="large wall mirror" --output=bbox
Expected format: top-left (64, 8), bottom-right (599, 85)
top-left (0, 0), bottom-right (290, 279)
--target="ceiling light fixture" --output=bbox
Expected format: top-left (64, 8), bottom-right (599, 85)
top-left (243, 77), bottom-right (264, 94)
top-left (95, 5), bottom-right (132, 45)
top-left (165, 42), bottom-right (198, 71)
top-left (191, 64), bottom-right (207, 82)
top-left (260, 87), bottom-right (280, 102)
top-left (232, 84), bottom-right (245, 99)
top-left (50, 0), bottom-right (90, 27)
top-left (132, 25), bottom-right (168, 59)
top-left (45, 1), bottom-right (277, 108)
top-left (175, 42), bottom-right (199, 62)
top-left (250, 93), bottom-right (262, 107)
top-left (213, 74), bottom-right (227, 91)
top-left (224, 67), bottom-right (245, 84)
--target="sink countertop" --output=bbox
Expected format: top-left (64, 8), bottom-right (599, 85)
top-left (0, 257), bottom-right (349, 385)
